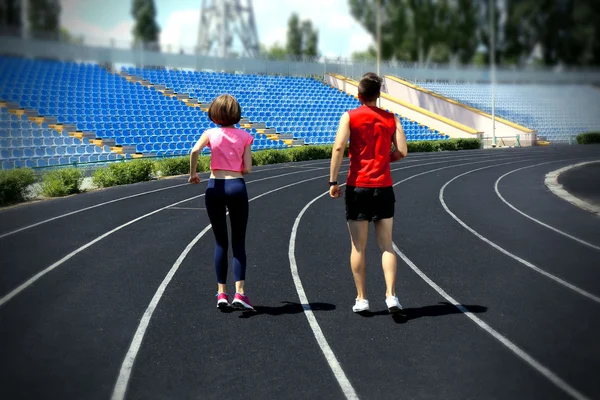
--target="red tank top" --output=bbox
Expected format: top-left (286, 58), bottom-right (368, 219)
top-left (346, 105), bottom-right (396, 187)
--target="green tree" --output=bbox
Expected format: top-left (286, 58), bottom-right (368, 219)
top-left (285, 13), bottom-right (319, 58)
top-left (502, 0), bottom-right (600, 67)
top-left (349, 0), bottom-right (478, 64)
top-left (351, 48), bottom-right (377, 62)
top-left (132, 0), bottom-right (160, 48)
top-left (302, 20), bottom-right (318, 57)
top-left (28, 0), bottom-right (61, 37)
top-left (261, 42), bottom-right (287, 60)
top-left (447, 0), bottom-right (480, 64)
top-left (0, 0), bottom-right (21, 31)
top-left (286, 13), bottom-right (302, 56)
top-left (476, 0), bottom-right (502, 65)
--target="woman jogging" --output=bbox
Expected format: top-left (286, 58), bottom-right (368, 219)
top-left (189, 94), bottom-right (255, 311)
top-left (329, 72), bottom-right (408, 314)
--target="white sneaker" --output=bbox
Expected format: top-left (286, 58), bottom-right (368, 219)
top-left (352, 298), bottom-right (370, 312)
top-left (385, 295), bottom-right (403, 314)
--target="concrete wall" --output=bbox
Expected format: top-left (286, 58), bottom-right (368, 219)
top-left (384, 76), bottom-right (536, 146)
top-left (326, 74), bottom-right (482, 140)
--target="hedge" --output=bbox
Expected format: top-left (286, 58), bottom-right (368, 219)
top-left (93, 159), bottom-right (155, 188)
top-left (154, 155), bottom-right (211, 176)
top-left (1, 139), bottom-right (481, 207)
top-left (0, 168), bottom-right (36, 206)
top-left (41, 168), bottom-right (83, 197)
top-left (576, 132), bottom-right (600, 144)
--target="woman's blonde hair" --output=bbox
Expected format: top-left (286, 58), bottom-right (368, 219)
top-left (207, 94), bottom-right (242, 126)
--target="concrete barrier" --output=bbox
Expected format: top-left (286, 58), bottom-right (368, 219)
top-left (384, 75), bottom-right (536, 146)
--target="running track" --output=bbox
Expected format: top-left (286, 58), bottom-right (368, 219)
top-left (1, 145), bottom-right (599, 400)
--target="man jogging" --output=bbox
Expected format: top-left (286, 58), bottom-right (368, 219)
top-left (329, 72), bottom-right (408, 314)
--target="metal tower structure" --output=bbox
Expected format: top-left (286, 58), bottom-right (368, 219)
top-left (196, 0), bottom-right (260, 58)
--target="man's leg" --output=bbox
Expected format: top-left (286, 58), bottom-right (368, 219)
top-left (374, 217), bottom-right (397, 298)
top-left (347, 219), bottom-right (369, 300)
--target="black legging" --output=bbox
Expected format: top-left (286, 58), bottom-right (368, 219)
top-left (205, 178), bottom-right (249, 284)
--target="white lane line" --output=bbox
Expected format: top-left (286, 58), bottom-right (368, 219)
top-left (112, 152), bottom-right (547, 400)
top-left (0, 167), bottom-right (325, 308)
top-left (0, 152), bottom-right (519, 240)
top-left (440, 161), bottom-right (600, 305)
top-left (112, 152), bottom-right (506, 400)
top-left (544, 161), bottom-right (600, 217)
top-left (283, 154), bottom-right (543, 400)
top-left (166, 207), bottom-right (206, 210)
top-left (289, 184), bottom-right (358, 400)
top-left (495, 161), bottom-right (600, 251)
top-left (392, 244), bottom-right (590, 400)
top-left (0, 162), bottom-right (340, 240)
top-left (0, 182), bottom-right (188, 240)
top-left (110, 169), bottom-right (353, 400)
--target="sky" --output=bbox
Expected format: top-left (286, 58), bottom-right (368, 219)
top-left (59, 0), bottom-right (374, 59)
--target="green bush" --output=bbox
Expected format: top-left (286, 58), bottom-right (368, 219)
top-left (93, 159), bottom-right (155, 188)
top-left (155, 157), bottom-right (189, 176)
top-left (41, 168), bottom-right (83, 197)
top-left (452, 138), bottom-right (481, 150)
top-left (252, 149), bottom-right (291, 166)
top-left (286, 145), bottom-right (333, 162)
top-left (408, 141), bottom-right (438, 152)
top-left (407, 138), bottom-right (480, 152)
top-left (576, 132), bottom-right (600, 144)
top-left (0, 168), bottom-right (37, 206)
top-left (154, 155), bottom-right (213, 177)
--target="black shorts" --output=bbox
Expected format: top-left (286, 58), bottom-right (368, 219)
top-left (345, 186), bottom-right (395, 221)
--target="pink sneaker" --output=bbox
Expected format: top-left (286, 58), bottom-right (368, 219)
top-left (232, 293), bottom-right (254, 310)
top-left (216, 293), bottom-right (230, 309)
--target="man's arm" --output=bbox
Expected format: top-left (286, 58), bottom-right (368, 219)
top-left (330, 112), bottom-right (350, 182)
top-left (390, 116), bottom-right (408, 162)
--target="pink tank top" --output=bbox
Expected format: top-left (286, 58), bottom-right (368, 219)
top-left (206, 127), bottom-right (254, 172)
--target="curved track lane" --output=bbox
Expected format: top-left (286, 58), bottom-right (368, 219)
top-left (2, 146), bottom-right (599, 400)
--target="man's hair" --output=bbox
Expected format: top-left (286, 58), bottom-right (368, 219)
top-left (208, 94), bottom-right (242, 126)
top-left (358, 72), bottom-right (382, 102)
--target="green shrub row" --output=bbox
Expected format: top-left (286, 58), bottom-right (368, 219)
top-left (92, 159), bottom-right (155, 188)
top-left (576, 132), bottom-right (600, 144)
top-left (407, 138), bottom-right (481, 152)
top-left (0, 139), bottom-right (481, 207)
top-left (0, 168), bottom-right (36, 206)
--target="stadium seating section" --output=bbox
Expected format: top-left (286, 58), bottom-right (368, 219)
top-left (0, 54), bottom-right (450, 170)
top-left (125, 67), bottom-right (447, 145)
top-left (416, 81), bottom-right (600, 143)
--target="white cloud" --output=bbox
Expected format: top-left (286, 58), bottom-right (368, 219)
top-left (159, 9), bottom-right (200, 51)
top-left (348, 32), bottom-right (374, 54)
top-left (58, 0), bottom-right (372, 57)
top-left (59, 0), bottom-right (134, 48)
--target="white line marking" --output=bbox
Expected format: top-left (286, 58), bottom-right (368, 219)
top-left (111, 169), bottom-right (354, 400)
top-left (282, 154), bottom-right (547, 400)
top-left (544, 161), bottom-right (600, 217)
top-left (0, 182), bottom-right (188, 240)
top-left (0, 162), bottom-right (341, 240)
top-left (0, 151), bottom-right (522, 239)
top-left (0, 167), bottom-right (325, 308)
top-left (166, 207), bottom-right (207, 210)
top-left (495, 161), bottom-right (600, 251)
top-left (392, 244), bottom-right (590, 400)
top-left (112, 152), bottom-right (547, 400)
top-left (289, 184), bottom-right (358, 400)
top-left (440, 161), bottom-right (600, 304)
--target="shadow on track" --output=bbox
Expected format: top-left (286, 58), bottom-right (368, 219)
top-left (236, 301), bottom-right (336, 318)
top-left (356, 302), bottom-right (487, 324)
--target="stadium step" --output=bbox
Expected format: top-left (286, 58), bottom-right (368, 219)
top-left (113, 69), bottom-right (305, 150)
